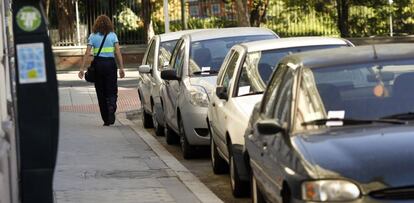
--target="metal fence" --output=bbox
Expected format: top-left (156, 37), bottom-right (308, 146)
top-left (49, 0), bottom-right (414, 47)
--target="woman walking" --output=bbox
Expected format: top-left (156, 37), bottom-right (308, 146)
top-left (79, 15), bottom-right (125, 126)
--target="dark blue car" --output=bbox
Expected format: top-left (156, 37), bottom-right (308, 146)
top-left (245, 44), bottom-right (414, 203)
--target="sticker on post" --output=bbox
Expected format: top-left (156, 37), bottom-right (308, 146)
top-left (17, 43), bottom-right (47, 84)
top-left (326, 110), bottom-right (345, 126)
top-left (201, 67), bottom-right (211, 75)
top-left (16, 6), bottom-right (42, 32)
top-left (238, 86), bottom-right (251, 96)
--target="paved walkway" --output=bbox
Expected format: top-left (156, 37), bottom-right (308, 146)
top-left (54, 72), bottom-right (222, 203)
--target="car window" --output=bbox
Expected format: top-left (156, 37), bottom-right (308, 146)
top-left (261, 64), bottom-right (287, 116)
top-left (272, 68), bottom-right (294, 124)
top-left (189, 35), bottom-right (275, 76)
top-left (175, 43), bottom-right (186, 77)
top-left (295, 59), bottom-right (414, 124)
top-left (146, 39), bottom-right (156, 68)
top-left (158, 40), bottom-right (178, 70)
top-left (221, 52), bottom-right (240, 93)
top-left (169, 40), bottom-right (183, 70)
top-left (217, 50), bottom-right (235, 86)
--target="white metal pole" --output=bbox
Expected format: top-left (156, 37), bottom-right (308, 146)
top-left (163, 0), bottom-right (170, 33)
top-left (389, 0), bottom-right (393, 37)
top-left (75, 0), bottom-right (81, 46)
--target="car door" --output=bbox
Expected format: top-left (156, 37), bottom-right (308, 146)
top-left (248, 64), bottom-right (287, 194)
top-left (163, 39), bottom-right (185, 131)
top-left (212, 50), bottom-right (241, 156)
top-left (261, 67), bottom-right (295, 203)
top-left (141, 38), bottom-right (157, 112)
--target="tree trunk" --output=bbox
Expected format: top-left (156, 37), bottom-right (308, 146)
top-left (336, 0), bottom-right (350, 37)
top-left (55, 0), bottom-right (75, 45)
top-left (235, 0), bottom-right (250, 27)
top-left (141, 0), bottom-right (153, 43)
top-left (250, 0), bottom-right (269, 27)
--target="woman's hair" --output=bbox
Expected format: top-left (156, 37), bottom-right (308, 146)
top-left (92, 15), bottom-right (114, 34)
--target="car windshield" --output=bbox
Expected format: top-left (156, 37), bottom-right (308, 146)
top-left (189, 35), bottom-right (275, 76)
top-left (158, 40), bottom-right (178, 70)
top-left (236, 45), bottom-right (345, 96)
top-left (295, 59), bottom-right (414, 130)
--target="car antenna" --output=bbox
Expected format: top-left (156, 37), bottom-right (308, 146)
top-left (372, 45), bottom-right (379, 60)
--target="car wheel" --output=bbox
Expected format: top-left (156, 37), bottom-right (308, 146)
top-left (211, 137), bottom-right (228, 174)
top-left (152, 106), bottom-right (164, 136)
top-left (229, 147), bottom-right (249, 197)
top-left (179, 118), bottom-right (195, 159)
top-left (252, 173), bottom-right (266, 203)
top-left (165, 124), bottom-right (179, 145)
top-left (142, 108), bottom-right (153, 128)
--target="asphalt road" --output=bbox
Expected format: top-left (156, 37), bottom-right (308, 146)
top-left (127, 112), bottom-right (251, 203)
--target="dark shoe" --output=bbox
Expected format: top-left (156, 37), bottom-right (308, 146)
top-left (103, 123), bottom-right (110, 126)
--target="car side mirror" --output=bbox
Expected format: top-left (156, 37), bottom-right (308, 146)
top-left (138, 64), bottom-right (151, 74)
top-left (256, 119), bottom-right (284, 135)
top-left (161, 69), bottom-right (180, 80)
top-left (216, 86), bottom-right (228, 100)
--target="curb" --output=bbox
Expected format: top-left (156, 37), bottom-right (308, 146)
top-left (117, 115), bottom-right (224, 203)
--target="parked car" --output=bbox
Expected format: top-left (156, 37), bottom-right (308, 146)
top-left (246, 43), bottom-right (414, 203)
top-left (207, 37), bottom-right (354, 197)
top-left (160, 27), bottom-right (278, 159)
top-left (138, 30), bottom-right (203, 136)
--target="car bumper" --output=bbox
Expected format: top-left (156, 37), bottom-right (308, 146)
top-left (181, 105), bottom-right (210, 146)
top-left (291, 197), bottom-right (412, 203)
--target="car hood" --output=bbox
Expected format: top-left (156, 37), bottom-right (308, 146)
top-left (234, 94), bottom-right (263, 117)
top-left (189, 76), bottom-right (217, 95)
top-left (294, 125), bottom-right (414, 193)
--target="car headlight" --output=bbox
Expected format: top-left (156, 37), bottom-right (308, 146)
top-left (188, 86), bottom-right (209, 107)
top-left (302, 180), bottom-right (360, 201)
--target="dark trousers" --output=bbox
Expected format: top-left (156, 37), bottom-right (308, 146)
top-left (94, 57), bottom-right (118, 124)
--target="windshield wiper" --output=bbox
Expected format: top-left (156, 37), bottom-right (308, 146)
top-left (239, 91), bottom-right (264, 97)
top-left (381, 112), bottom-right (414, 120)
top-left (192, 70), bottom-right (219, 75)
top-left (301, 118), bottom-right (405, 126)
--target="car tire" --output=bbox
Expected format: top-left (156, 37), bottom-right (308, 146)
top-left (252, 173), bottom-right (266, 203)
top-left (211, 137), bottom-right (228, 174)
top-left (152, 106), bottom-right (164, 136)
top-left (165, 124), bottom-right (179, 145)
top-left (179, 118), bottom-right (196, 159)
top-left (229, 146), bottom-right (249, 197)
top-left (142, 108), bottom-right (153, 128)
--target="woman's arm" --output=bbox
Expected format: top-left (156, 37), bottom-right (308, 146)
top-left (115, 43), bottom-right (125, 78)
top-left (78, 45), bottom-right (92, 79)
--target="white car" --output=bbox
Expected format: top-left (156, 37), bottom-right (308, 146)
top-left (138, 30), bottom-right (203, 136)
top-left (207, 37), bottom-right (354, 197)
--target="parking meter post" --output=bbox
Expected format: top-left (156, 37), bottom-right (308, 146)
top-left (12, 1), bottom-right (59, 203)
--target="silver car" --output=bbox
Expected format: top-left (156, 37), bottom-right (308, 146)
top-left (160, 27), bottom-right (278, 159)
top-left (138, 30), bottom-right (202, 136)
top-left (207, 37), bottom-right (354, 197)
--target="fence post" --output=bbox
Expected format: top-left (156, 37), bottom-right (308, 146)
top-left (163, 0), bottom-right (170, 33)
top-left (75, 0), bottom-right (81, 46)
top-left (181, 0), bottom-right (187, 30)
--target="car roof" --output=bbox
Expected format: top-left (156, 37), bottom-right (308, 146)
top-left (238, 37), bottom-right (352, 53)
top-left (158, 29), bottom-right (207, 42)
top-left (280, 43), bottom-right (414, 69)
top-left (184, 27), bottom-right (278, 42)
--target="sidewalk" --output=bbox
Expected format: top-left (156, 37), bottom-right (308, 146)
top-left (54, 72), bottom-right (223, 203)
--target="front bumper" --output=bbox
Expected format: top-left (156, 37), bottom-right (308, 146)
top-left (180, 105), bottom-right (210, 146)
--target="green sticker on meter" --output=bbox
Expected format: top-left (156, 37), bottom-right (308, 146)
top-left (16, 6), bottom-right (42, 32)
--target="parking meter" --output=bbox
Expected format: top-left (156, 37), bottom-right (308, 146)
top-left (12, 1), bottom-right (59, 203)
